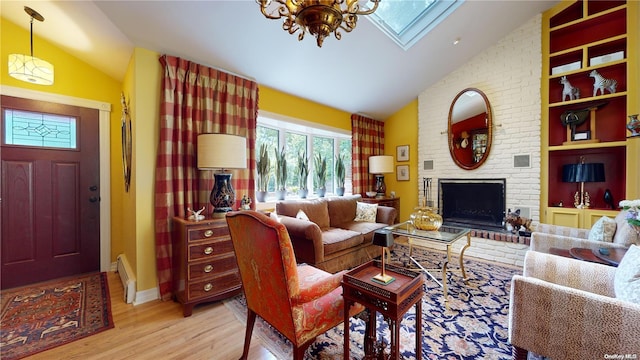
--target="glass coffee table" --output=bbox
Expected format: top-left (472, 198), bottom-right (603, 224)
top-left (385, 221), bottom-right (471, 303)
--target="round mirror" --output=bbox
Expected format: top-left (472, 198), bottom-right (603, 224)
top-left (448, 88), bottom-right (492, 170)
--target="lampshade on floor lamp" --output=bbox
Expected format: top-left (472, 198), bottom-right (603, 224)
top-left (562, 159), bottom-right (605, 209)
top-left (197, 134), bottom-right (247, 217)
top-left (369, 155), bottom-right (394, 198)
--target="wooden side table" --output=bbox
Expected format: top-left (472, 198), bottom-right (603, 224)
top-left (342, 260), bottom-right (424, 360)
top-left (172, 217), bottom-right (242, 316)
top-left (360, 196), bottom-right (400, 223)
top-left (548, 247), bottom-right (627, 267)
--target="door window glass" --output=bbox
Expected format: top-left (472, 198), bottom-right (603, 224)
top-left (3, 109), bottom-right (77, 149)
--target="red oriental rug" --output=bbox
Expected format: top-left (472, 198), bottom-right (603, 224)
top-left (0, 272), bottom-right (114, 360)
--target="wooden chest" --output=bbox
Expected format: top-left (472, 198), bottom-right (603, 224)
top-left (172, 217), bottom-right (241, 316)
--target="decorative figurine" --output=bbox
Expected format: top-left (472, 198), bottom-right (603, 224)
top-left (589, 70), bottom-right (617, 96)
top-left (187, 206), bottom-right (205, 221)
top-left (240, 194), bottom-right (252, 210)
top-left (560, 76), bottom-right (580, 101)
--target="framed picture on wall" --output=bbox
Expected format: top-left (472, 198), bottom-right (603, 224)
top-left (396, 165), bottom-right (409, 181)
top-left (397, 145), bottom-right (409, 161)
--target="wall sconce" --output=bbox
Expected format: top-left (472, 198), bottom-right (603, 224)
top-left (197, 134), bottom-right (247, 217)
top-left (562, 157), bottom-right (605, 209)
top-left (369, 155), bottom-right (394, 198)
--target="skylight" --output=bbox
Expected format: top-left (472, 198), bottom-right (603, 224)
top-left (366, 0), bottom-right (464, 50)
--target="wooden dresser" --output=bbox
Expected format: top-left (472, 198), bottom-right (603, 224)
top-left (359, 196), bottom-right (400, 223)
top-left (172, 217), bottom-right (241, 317)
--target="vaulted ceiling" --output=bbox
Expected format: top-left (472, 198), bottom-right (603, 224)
top-left (2, 1), bottom-right (557, 119)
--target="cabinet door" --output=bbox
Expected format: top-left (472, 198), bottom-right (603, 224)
top-left (547, 207), bottom-right (581, 228)
top-left (583, 209), bottom-right (619, 228)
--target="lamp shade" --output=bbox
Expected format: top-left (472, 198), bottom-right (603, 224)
top-left (562, 163), bottom-right (605, 183)
top-left (8, 54), bottom-right (54, 85)
top-left (372, 229), bottom-right (394, 247)
top-left (197, 134), bottom-right (247, 169)
top-left (369, 155), bottom-right (394, 174)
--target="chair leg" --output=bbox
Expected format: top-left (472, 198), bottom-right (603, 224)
top-left (512, 345), bottom-right (528, 360)
top-left (240, 309), bottom-right (257, 360)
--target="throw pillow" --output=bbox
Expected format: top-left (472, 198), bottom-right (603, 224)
top-left (296, 209), bottom-right (309, 221)
top-left (587, 216), bottom-right (617, 242)
top-left (614, 245), bottom-right (640, 304)
top-left (354, 202), bottom-right (378, 223)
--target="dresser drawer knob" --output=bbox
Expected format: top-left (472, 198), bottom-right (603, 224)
top-left (204, 246), bottom-right (214, 255)
top-left (204, 283), bottom-right (213, 292)
top-left (204, 230), bottom-right (214, 237)
top-left (204, 264), bottom-right (213, 273)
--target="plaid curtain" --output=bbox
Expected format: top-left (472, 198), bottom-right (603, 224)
top-left (351, 114), bottom-right (385, 196)
top-left (154, 55), bottom-right (258, 300)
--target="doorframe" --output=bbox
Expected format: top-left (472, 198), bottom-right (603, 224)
top-left (1, 85), bottom-right (112, 272)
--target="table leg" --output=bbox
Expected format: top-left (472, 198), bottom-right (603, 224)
top-left (441, 260), bottom-right (449, 303)
top-left (416, 300), bottom-right (422, 360)
top-left (392, 318), bottom-right (400, 359)
top-left (459, 233), bottom-right (471, 280)
top-left (344, 299), bottom-right (351, 359)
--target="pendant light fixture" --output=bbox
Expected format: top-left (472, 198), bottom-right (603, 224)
top-left (8, 6), bottom-right (54, 85)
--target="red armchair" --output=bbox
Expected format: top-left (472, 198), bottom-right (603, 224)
top-left (226, 211), bottom-right (364, 360)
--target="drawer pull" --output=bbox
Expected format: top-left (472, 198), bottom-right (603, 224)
top-left (204, 230), bottom-right (214, 237)
top-left (204, 246), bottom-right (214, 255)
top-left (204, 283), bottom-right (213, 292)
top-left (204, 264), bottom-right (213, 273)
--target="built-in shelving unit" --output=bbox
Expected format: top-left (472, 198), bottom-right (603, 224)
top-left (541, 0), bottom-right (639, 228)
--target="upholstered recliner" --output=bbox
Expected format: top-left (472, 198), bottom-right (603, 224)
top-left (226, 211), bottom-right (364, 360)
top-left (530, 210), bottom-right (639, 253)
top-left (508, 249), bottom-right (640, 359)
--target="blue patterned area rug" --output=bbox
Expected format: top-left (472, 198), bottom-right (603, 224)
top-left (224, 243), bottom-right (521, 359)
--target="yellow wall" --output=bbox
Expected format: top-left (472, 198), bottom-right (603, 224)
top-left (383, 100), bottom-right (419, 220)
top-left (1, 17), bottom-right (125, 262)
top-left (259, 86), bottom-right (352, 131)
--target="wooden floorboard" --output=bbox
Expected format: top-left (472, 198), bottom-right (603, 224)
top-left (24, 272), bottom-right (277, 360)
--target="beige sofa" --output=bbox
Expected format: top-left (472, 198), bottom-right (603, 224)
top-left (272, 195), bottom-right (397, 273)
top-left (530, 210), bottom-right (639, 253)
top-left (509, 250), bottom-right (640, 359)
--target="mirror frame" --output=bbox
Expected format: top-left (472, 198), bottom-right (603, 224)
top-left (447, 88), bottom-right (493, 170)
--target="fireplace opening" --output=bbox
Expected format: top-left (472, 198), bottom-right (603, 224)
top-left (438, 178), bottom-right (506, 231)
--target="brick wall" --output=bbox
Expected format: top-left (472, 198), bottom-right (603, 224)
top-left (416, 15), bottom-right (543, 266)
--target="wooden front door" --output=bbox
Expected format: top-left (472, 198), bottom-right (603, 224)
top-left (1, 95), bottom-right (100, 289)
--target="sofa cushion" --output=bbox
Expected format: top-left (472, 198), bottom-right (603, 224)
top-left (612, 210), bottom-right (640, 246)
top-left (587, 216), bottom-right (616, 242)
top-left (276, 199), bottom-right (330, 230)
top-left (322, 228), bottom-right (363, 256)
top-left (354, 202), bottom-right (378, 222)
top-left (327, 195), bottom-right (359, 227)
top-left (341, 221), bottom-right (389, 243)
top-left (614, 244), bottom-right (640, 304)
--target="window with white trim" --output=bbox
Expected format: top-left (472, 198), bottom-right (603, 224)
top-left (256, 113), bottom-right (352, 200)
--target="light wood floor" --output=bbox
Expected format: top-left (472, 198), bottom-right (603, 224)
top-left (25, 272), bottom-right (277, 360)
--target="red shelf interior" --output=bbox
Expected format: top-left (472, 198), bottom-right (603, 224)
top-left (550, 8), bottom-right (626, 53)
top-left (588, 1), bottom-right (625, 16)
top-left (550, 1), bottom-right (583, 28)
top-left (549, 62), bottom-right (627, 103)
top-left (548, 147), bottom-right (626, 209)
top-left (548, 96), bottom-right (628, 146)
top-left (587, 38), bottom-right (626, 63)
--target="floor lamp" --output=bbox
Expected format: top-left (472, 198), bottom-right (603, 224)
top-left (197, 134), bottom-right (247, 217)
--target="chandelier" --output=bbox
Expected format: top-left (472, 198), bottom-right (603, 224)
top-left (257, 0), bottom-right (381, 47)
top-left (8, 6), bottom-right (54, 85)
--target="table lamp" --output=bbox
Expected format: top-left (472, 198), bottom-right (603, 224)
top-left (369, 155), bottom-right (394, 198)
top-left (197, 133), bottom-right (247, 217)
top-left (562, 157), bottom-right (604, 209)
top-left (372, 229), bottom-right (395, 285)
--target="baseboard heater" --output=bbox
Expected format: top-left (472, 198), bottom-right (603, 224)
top-left (116, 254), bottom-right (136, 304)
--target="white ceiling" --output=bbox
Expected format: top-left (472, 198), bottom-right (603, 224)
top-left (2, 0), bottom-right (557, 119)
